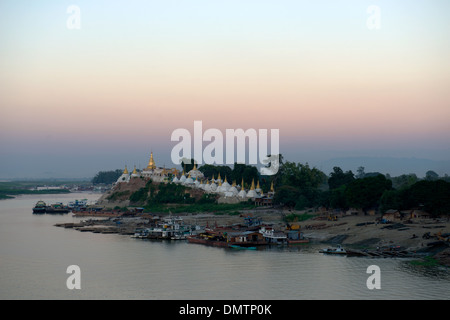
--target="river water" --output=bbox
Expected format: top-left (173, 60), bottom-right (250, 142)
top-left (0, 193), bottom-right (448, 300)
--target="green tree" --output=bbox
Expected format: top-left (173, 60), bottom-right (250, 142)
top-left (389, 173), bottom-right (418, 190)
top-left (273, 161), bottom-right (326, 209)
top-left (401, 180), bottom-right (450, 216)
top-left (198, 164), bottom-right (233, 181)
top-left (329, 185), bottom-right (349, 209)
top-left (345, 174), bottom-right (392, 210)
top-left (273, 185), bottom-right (301, 207)
top-left (356, 166), bottom-right (365, 179)
top-left (379, 189), bottom-right (403, 213)
top-left (328, 167), bottom-right (355, 190)
top-left (425, 170), bottom-right (439, 181)
top-left (92, 169), bottom-right (123, 184)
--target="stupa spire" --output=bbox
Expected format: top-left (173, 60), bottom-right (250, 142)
top-left (147, 151), bottom-right (156, 170)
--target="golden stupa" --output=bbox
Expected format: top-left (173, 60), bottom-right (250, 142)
top-left (146, 152), bottom-right (156, 170)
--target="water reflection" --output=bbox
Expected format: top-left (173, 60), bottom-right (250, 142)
top-left (398, 260), bottom-right (450, 280)
top-left (1, 193), bottom-right (449, 300)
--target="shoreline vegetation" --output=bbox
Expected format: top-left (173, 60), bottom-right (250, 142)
top-left (0, 181), bottom-right (83, 200)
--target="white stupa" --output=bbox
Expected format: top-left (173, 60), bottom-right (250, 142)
top-left (227, 181), bottom-right (238, 195)
top-left (179, 170), bottom-right (187, 184)
top-left (116, 165), bottom-right (130, 184)
top-left (216, 179), bottom-right (225, 194)
top-left (220, 176), bottom-right (231, 192)
top-left (187, 163), bottom-right (204, 181)
top-left (184, 173), bottom-right (194, 185)
top-left (209, 175), bottom-right (218, 192)
top-left (246, 179), bottom-right (258, 198)
top-left (204, 180), bottom-right (212, 193)
top-left (237, 178), bottom-right (247, 198)
top-left (255, 180), bottom-right (262, 193)
top-left (130, 166), bottom-right (140, 178)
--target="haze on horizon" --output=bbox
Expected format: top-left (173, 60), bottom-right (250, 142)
top-left (1, 0), bottom-right (449, 180)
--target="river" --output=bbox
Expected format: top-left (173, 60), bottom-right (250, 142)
top-left (0, 193), bottom-right (448, 300)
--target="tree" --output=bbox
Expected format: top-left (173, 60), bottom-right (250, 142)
top-left (345, 174), bottom-right (392, 210)
top-left (328, 167), bottom-right (355, 190)
top-left (389, 173), bottom-right (418, 190)
top-left (329, 185), bottom-right (349, 210)
top-left (425, 170), bottom-right (439, 181)
top-left (181, 158), bottom-right (197, 173)
top-left (379, 189), bottom-right (403, 213)
top-left (272, 161), bottom-right (326, 209)
top-left (356, 166), bottom-right (365, 179)
top-left (401, 180), bottom-right (450, 216)
top-left (273, 185), bottom-right (301, 208)
top-left (262, 153), bottom-right (284, 189)
top-left (282, 162), bottom-right (326, 189)
top-left (199, 164), bottom-right (235, 182)
top-left (92, 170), bottom-right (123, 185)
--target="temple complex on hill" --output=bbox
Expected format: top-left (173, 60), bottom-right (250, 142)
top-left (115, 152), bottom-right (275, 204)
top-left (116, 152), bottom-right (179, 184)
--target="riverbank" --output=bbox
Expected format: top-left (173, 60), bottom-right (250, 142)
top-left (182, 210), bottom-right (450, 265)
top-left (59, 207), bottom-right (450, 265)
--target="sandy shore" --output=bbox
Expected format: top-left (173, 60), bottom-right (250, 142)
top-left (179, 209), bottom-right (450, 251)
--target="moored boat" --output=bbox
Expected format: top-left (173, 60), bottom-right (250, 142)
top-left (132, 216), bottom-right (203, 241)
top-left (229, 244), bottom-right (257, 250)
top-left (45, 202), bottom-right (70, 214)
top-left (259, 227), bottom-right (287, 245)
top-left (319, 244), bottom-right (347, 255)
top-left (32, 201), bottom-right (47, 214)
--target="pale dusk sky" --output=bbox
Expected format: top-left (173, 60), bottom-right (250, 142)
top-left (0, 0), bottom-right (449, 178)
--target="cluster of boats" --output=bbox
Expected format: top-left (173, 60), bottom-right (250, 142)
top-left (32, 199), bottom-right (88, 214)
top-left (132, 215), bottom-right (310, 250)
top-left (132, 216), bottom-right (205, 240)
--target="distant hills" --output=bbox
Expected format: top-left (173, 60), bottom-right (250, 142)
top-left (318, 157), bottom-right (450, 178)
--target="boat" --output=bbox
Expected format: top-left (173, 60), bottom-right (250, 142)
top-left (259, 227), bottom-right (287, 245)
top-left (132, 216), bottom-right (203, 241)
top-left (67, 199), bottom-right (88, 210)
top-left (319, 244), bottom-right (347, 255)
top-left (187, 234), bottom-right (230, 247)
top-left (187, 230), bottom-right (267, 248)
top-left (229, 245), bottom-right (257, 250)
top-left (45, 202), bottom-right (70, 214)
top-left (287, 238), bottom-right (310, 245)
top-left (32, 201), bottom-right (47, 214)
top-left (286, 230), bottom-right (310, 245)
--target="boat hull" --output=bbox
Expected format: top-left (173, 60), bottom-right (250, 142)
top-left (287, 239), bottom-right (310, 245)
top-left (45, 209), bottom-right (70, 214)
top-left (229, 245), bottom-right (257, 250)
top-left (187, 236), bottom-right (266, 248)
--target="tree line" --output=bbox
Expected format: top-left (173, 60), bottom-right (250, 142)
top-left (92, 157), bottom-right (450, 216)
top-left (273, 163), bottom-right (450, 217)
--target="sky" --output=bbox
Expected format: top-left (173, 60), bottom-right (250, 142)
top-left (1, 0), bottom-right (449, 179)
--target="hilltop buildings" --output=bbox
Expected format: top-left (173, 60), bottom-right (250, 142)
top-left (115, 152), bottom-right (275, 204)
